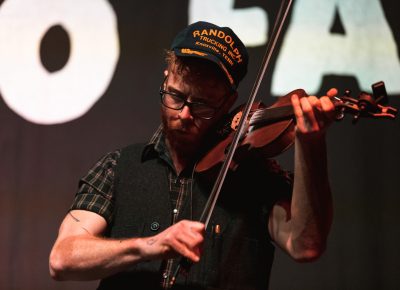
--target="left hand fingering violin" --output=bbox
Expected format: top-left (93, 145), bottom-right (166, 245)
top-left (195, 81), bottom-right (398, 173)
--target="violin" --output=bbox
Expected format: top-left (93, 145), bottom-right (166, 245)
top-left (195, 81), bottom-right (398, 173)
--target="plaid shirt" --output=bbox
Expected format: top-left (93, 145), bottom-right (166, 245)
top-left (71, 125), bottom-right (292, 287)
top-left (71, 125), bottom-right (194, 225)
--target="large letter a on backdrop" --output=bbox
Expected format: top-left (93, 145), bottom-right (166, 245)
top-left (272, 0), bottom-right (400, 95)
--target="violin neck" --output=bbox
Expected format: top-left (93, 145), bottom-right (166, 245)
top-left (249, 105), bottom-right (294, 128)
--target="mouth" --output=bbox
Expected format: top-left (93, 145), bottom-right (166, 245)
top-left (175, 127), bottom-right (192, 136)
top-left (174, 119), bottom-right (193, 132)
top-left (180, 123), bottom-right (189, 131)
top-left (168, 118), bottom-right (199, 136)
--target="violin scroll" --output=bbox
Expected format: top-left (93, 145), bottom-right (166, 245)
top-left (334, 81), bottom-right (397, 123)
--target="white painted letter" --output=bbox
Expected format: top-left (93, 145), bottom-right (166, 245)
top-left (272, 0), bottom-right (400, 95)
top-left (0, 0), bottom-right (120, 124)
top-left (189, 0), bottom-right (267, 47)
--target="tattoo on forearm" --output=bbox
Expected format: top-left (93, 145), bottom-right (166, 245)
top-left (69, 212), bottom-right (80, 222)
top-left (68, 212), bottom-right (91, 235)
top-left (147, 238), bottom-right (157, 245)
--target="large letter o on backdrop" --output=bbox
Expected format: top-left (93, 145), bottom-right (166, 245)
top-left (0, 0), bottom-right (120, 124)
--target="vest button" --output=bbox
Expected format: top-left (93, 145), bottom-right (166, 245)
top-left (150, 221), bottom-right (160, 231)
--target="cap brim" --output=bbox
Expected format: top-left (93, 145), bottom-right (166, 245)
top-left (173, 48), bottom-right (236, 90)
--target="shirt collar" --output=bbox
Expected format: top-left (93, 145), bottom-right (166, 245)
top-left (141, 124), bottom-right (174, 168)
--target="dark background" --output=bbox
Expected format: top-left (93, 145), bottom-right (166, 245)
top-left (1, 0), bottom-right (399, 289)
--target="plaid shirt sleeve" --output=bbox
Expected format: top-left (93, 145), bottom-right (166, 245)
top-left (70, 150), bottom-right (121, 225)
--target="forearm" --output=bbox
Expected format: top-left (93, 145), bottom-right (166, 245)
top-left (290, 133), bottom-right (333, 256)
top-left (50, 218), bottom-right (205, 281)
top-left (49, 234), bottom-right (148, 281)
top-left (270, 91), bottom-right (336, 260)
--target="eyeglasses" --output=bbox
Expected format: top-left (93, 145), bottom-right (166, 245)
top-left (159, 79), bottom-right (229, 120)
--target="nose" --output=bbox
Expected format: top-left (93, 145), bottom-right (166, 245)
top-left (178, 105), bottom-right (193, 120)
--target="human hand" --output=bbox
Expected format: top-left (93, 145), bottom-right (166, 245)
top-left (291, 88), bottom-right (337, 139)
top-left (140, 220), bottom-right (205, 262)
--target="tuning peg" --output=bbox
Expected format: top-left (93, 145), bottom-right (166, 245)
top-left (344, 89), bottom-right (351, 97)
top-left (358, 92), bottom-right (377, 114)
top-left (335, 107), bottom-right (345, 121)
top-left (352, 113), bottom-right (360, 124)
top-left (372, 81), bottom-right (388, 105)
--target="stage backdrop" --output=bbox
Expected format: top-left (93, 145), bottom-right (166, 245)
top-left (1, 0), bottom-right (399, 289)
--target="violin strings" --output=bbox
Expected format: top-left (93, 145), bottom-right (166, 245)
top-left (249, 106), bottom-right (295, 126)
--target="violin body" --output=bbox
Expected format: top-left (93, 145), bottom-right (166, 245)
top-left (196, 89), bottom-right (307, 173)
top-left (195, 83), bottom-right (397, 174)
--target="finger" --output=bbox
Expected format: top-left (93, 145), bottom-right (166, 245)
top-left (320, 96), bottom-right (335, 113)
top-left (291, 94), bottom-right (306, 128)
top-left (291, 94), bottom-right (306, 130)
top-left (174, 235), bottom-right (203, 262)
top-left (319, 96), bottom-right (336, 123)
top-left (188, 221), bottom-right (205, 233)
top-left (177, 221), bottom-right (205, 238)
top-left (180, 244), bottom-right (201, 262)
top-left (307, 95), bottom-right (322, 111)
top-left (307, 97), bottom-right (327, 128)
top-left (180, 228), bottom-right (205, 249)
top-left (168, 238), bottom-right (200, 262)
top-left (313, 98), bottom-right (332, 129)
top-left (326, 88), bottom-right (338, 98)
top-left (176, 229), bottom-right (204, 247)
top-left (300, 97), bottom-right (319, 131)
top-left (173, 222), bottom-right (204, 259)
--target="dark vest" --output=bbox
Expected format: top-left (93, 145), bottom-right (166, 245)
top-left (98, 144), bottom-right (283, 290)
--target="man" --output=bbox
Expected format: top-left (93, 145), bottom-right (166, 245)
top-left (50, 21), bottom-right (335, 290)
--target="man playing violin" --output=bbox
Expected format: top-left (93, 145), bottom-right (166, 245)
top-left (50, 21), bottom-right (336, 290)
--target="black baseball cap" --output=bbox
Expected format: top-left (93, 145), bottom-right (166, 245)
top-left (170, 21), bottom-right (249, 90)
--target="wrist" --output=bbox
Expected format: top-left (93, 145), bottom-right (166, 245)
top-left (294, 132), bottom-right (328, 172)
top-left (295, 127), bottom-right (326, 142)
top-left (295, 130), bottom-right (326, 147)
top-left (133, 236), bottom-right (161, 262)
top-left (120, 237), bottom-right (150, 265)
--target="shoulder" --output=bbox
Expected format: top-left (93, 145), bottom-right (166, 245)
top-left (94, 143), bottom-right (147, 167)
top-left (117, 143), bottom-right (148, 164)
top-left (97, 149), bottom-right (121, 166)
top-left (82, 149), bottom-right (122, 181)
top-left (120, 143), bottom-right (147, 155)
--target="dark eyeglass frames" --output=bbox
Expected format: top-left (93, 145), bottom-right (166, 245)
top-left (159, 78), bottom-right (229, 120)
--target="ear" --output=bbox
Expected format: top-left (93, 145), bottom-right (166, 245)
top-left (163, 70), bottom-right (168, 77)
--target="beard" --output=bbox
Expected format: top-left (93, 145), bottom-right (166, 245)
top-left (161, 111), bottom-right (214, 158)
top-left (163, 118), bottom-right (200, 153)
top-left (160, 106), bottom-right (225, 165)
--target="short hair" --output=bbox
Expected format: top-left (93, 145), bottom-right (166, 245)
top-left (164, 50), bottom-right (233, 95)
